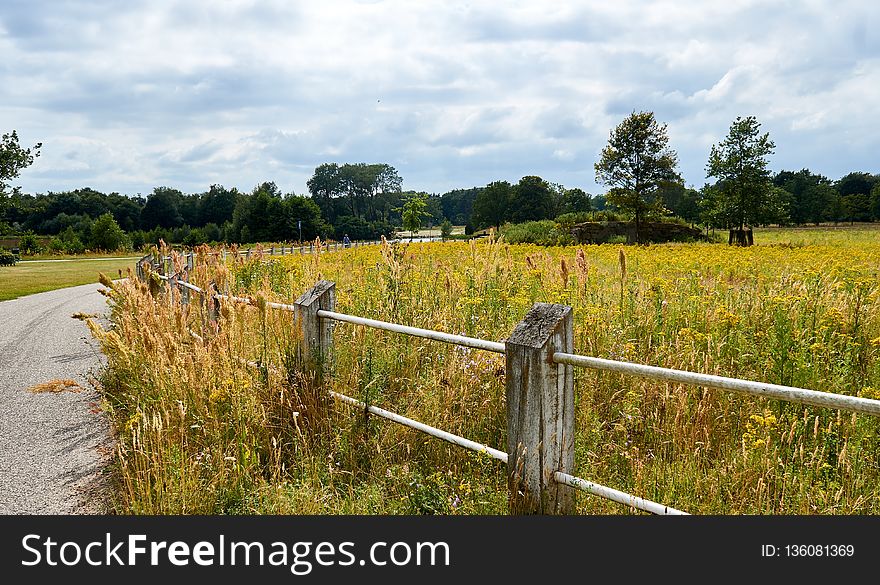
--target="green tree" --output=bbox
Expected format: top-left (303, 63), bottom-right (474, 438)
top-left (836, 172), bottom-right (876, 223)
top-left (1, 131), bottom-right (41, 194)
top-left (559, 187), bottom-right (592, 215)
top-left (871, 182), bottom-right (880, 222)
top-left (401, 193), bottom-right (428, 237)
top-left (90, 213), bottom-right (128, 251)
top-left (307, 163), bottom-right (344, 222)
top-left (509, 176), bottom-right (553, 224)
top-left (706, 116), bottom-right (776, 245)
top-left (141, 187), bottom-right (184, 229)
top-left (595, 111), bottom-right (681, 242)
top-left (199, 184), bottom-right (239, 227)
top-left (440, 219), bottom-right (453, 240)
top-left (472, 180), bottom-right (512, 229)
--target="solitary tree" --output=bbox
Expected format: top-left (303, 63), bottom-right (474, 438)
top-left (401, 193), bottom-right (428, 238)
top-left (594, 111), bottom-right (681, 242)
top-left (706, 116), bottom-right (775, 245)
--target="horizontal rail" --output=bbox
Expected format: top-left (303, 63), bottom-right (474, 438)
top-left (177, 280), bottom-right (204, 294)
top-left (330, 391), bottom-right (508, 462)
top-left (316, 309), bottom-right (506, 353)
top-left (553, 352), bottom-right (880, 417)
top-left (553, 472), bottom-right (688, 515)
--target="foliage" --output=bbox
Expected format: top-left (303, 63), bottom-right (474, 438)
top-left (501, 220), bottom-right (572, 246)
top-left (307, 162), bottom-right (403, 223)
top-left (401, 193), bottom-right (429, 235)
top-left (595, 111), bottom-right (681, 240)
top-left (440, 219), bottom-right (453, 240)
top-left (0, 130), bottom-right (41, 194)
top-left (18, 232), bottom-right (42, 255)
top-left (0, 249), bottom-right (16, 266)
top-left (705, 116), bottom-right (776, 233)
top-left (472, 180), bottom-right (512, 229)
top-left (90, 213), bottom-right (129, 251)
top-left (508, 176), bottom-right (554, 224)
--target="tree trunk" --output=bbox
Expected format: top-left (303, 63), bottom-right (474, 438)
top-left (728, 227), bottom-right (753, 246)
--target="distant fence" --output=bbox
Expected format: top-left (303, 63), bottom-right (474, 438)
top-left (135, 241), bottom-right (880, 515)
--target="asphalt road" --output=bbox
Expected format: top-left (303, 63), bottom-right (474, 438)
top-left (0, 282), bottom-right (111, 514)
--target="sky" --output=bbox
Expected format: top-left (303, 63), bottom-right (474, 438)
top-left (1, 0), bottom-right (878, 198)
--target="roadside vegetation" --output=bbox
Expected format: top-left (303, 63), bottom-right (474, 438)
top-left (91, 229), bottom-right (880, 514)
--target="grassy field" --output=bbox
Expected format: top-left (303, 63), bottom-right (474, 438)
top-left (90, 227), bottom-right (880, 514)
top-left (0, 258), bottom-right (136, 301)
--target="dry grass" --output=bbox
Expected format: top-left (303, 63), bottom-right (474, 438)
top-left (28, 379), bottom-right (82, 394)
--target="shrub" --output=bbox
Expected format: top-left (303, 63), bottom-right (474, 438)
top-left (501, 220), bottom-right (573, 246)
top-left (18, 232), bottom-right (42, 255)
top-left (0, 249), bottom-right (16, 266)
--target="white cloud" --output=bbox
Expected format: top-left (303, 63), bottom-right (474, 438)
top-left (0, 0), bottom-right (878, 197)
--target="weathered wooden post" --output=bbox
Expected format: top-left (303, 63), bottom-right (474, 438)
top-left (181, 253), bottom-right (194, 306)
top-left (206, 282), bottom-right (220, 334)
top-left (505, 303), bottom-right (575, 514)
top-left (293, 280), bottom-right (335, 376)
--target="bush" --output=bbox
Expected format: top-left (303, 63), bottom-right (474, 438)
top-left (0, 249), bottom-right (16, 266)
top-left (90, 213), bottom-right (129, 251)
top-left (18, 232), bottom-right (42, 255)
top-left (501, 220), bottom-right (573, 246)
top-left (48, 237), bottom-right (66, 254)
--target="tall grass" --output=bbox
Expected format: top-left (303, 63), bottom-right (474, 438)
top-left (91, 232), bottom-right (880, 514)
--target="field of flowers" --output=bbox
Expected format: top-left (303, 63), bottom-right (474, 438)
top-left (91, 227), bottom-right (880, 514)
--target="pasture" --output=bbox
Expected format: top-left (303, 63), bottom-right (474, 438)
top-left (91, 227), bottom-right (880, 514)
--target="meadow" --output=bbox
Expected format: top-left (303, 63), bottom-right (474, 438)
top-left (0, 257), bottom-right (136, 301)
top-left (90, 226), bottom-right (880, 514)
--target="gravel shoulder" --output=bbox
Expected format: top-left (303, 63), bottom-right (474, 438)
top-left (0, 282), bottom-right (112, 514)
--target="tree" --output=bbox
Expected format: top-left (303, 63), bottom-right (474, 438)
top-left (90, 213), bottom-right (128, 251)
top-left (307, 163), bottom-right (343, 222)
top-left (1, 131), bottom-right (41, 194)
top-left (773, 169), bottom-right (835, 225)
top-left (595, 111), bottom-right (681, 242)
top-left (705, 116), bottom-right (775, 245)
top-left (472, 180), bottom-right (512, 229)
top-left (872, 182), bottom-right (880, 222)
top-left (508, 176), bottom-right (553, 223)
top-left (559, 187), bottom-right (592, 215)
top-left (836, 172), bottom-right (876, 224)
top-left (199, 184), bottom-right (239, 226)
top-left (141, 187), bottom-right (184, 229)
top-left (401, 193), bottom-right (428, 237)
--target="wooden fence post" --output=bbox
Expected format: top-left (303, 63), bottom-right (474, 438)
top-left (505, 303), bottom-right (575, 514)
top-left (294, 280), bottom-right (336, 376)
top-left (206, 282), bottom-right (220, 334)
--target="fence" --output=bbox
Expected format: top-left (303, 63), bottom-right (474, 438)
top-left (135, 243), bottom-right (880, 516)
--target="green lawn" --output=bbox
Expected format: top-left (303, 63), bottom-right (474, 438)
top-left (0, 258), bottom-right (136, 301)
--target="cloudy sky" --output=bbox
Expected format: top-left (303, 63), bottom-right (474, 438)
top-left (2, 0), bottom-right (878, 198)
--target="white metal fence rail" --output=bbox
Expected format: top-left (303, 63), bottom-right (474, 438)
top-left (137, 244), bottom-right (880, 516)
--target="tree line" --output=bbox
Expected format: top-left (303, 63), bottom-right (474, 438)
top-left (1, 125), bottom-right (879, 253)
